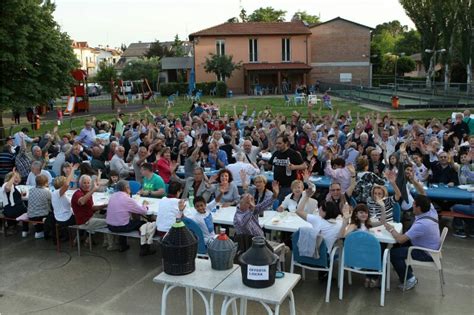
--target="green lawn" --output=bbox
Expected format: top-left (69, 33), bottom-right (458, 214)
top-left (6, 95), bottom-right (456, 138)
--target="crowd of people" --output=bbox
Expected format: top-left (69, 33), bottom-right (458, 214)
top-left (0, 101), bottom-right (473, 290)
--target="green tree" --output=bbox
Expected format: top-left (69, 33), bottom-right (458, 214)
top-left (94, 62), bottom-right (117, 92)
top-left (239, 8), bottom-right (248, 22)
top-left (204, 54), bottom-right (242, 81)
top-left (291, 11), bottom-right (320, 25)
top-left (374, 20), bottom-right (407, 38)
top-left (395, 29), bottom-right (421, 56)
top-left (248, 7), bottom-right (287, 22)
top-left (457, 0), bottom-right (473, 88)
top-left (146, 40), bottom-right (171, 59)
top-left (121, 58), bottom-right (160, 84)
top-left (0, 0), bottom-right (78, 138)
top-left (171, 34), bottom-right (185, 57)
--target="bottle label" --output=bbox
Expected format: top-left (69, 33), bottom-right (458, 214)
top-left (247, 264), bottom-right (269, 281)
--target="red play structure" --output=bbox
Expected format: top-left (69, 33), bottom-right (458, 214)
top-left (65, 69), bottom-right (90, 114)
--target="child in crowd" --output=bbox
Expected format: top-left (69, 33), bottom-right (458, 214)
top-left (190, 196), bottom-right (217, 244)
top-left (108, 170), bottom-right (119, 192)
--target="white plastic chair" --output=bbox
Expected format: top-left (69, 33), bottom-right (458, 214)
top-left (403, 227), bottom-right (448, 296)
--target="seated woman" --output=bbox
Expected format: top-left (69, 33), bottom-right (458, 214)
top-left (344, 204), bottom-right (384, 288)
top-left (27, 174), bottom-right (52, 239)
top-left (1, 170), bottom-right (28, 236)
top-left (277, 178), bottom-right (317, 214)
top-left (242, 174), bottom-right (279, 212)
top-left (207, 169), bottom-right (240, 207)
top-left (52, 165), bottom-right (79, 228)
top-left (60, 162), bottom-right (78, 189)
top-left (350, 156), bottom-right (385, 204)
top-left (153, 147), bottom-right (173, 184)
top-left (366, 170), bottom-right (401, 223)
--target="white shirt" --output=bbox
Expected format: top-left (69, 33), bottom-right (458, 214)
top-left (185, 135), bottom-right (194, 147)
top-left (156, 197), bottom-right (180, 232)
top-left (52, 189), bottom-right (73, 221)
top-left (26, 170), bottom-right (53, 187)
top-left (306, 214), bottom-right (343, 253)
top-left (14, 131), bottom-right (33, 147)
top-left (226, 161), bottom-right (259, 186)
top-left (110, 154), bottom-right (129, 176)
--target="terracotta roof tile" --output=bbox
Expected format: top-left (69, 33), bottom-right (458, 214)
top-left (189, 21), bottom-right (311, 39)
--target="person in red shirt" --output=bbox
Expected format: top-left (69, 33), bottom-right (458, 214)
top-left (72, 174), bottom-right (109, 245)
top-left (153, 147), bottom-right (173, 183)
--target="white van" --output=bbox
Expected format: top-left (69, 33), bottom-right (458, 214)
top-left (122, 81), bottom-right (133, 94)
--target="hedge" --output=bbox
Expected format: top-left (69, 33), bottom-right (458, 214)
top-left (159, 81), bottom-right (219, 97)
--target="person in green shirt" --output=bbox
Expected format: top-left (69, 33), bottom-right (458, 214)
top-left (139, 163), bottom-right (166, 198)
top-left (115, 109), bottom-right (125, 137)
top-left (463, 109), bottom-right (474, 136)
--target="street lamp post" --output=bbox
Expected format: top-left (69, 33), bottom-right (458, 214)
top-left (393, 52), bottom-right (405, 94)
top-left (425, 48), bottom-right (446, 95)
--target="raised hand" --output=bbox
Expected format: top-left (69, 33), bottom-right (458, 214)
top-left (342, 203), bottom-right (352, 219)
top-left (347, 164), bottom-right (356, 177)
top-left (384, 169), bottom-right (396, 182)
top-left (239, 169), bottom-right (247, 183)
top-left (271, 180), bottom-right (280, 195)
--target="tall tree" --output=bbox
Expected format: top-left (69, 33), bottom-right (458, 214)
top-left (291, 11), bottom-right (320, 25)
top-left (146, 40), bottom-right (171, 59)
top-left (400, 0), bottom-right (443, 87)
top-left (204, 54), bottom-right (242, 81)
top-left (395, 29), bottom-right (421, 56)
top-left (457, 0), bottom-right (473, 90)
top-left (121, 58), bottom-right (160, 83)
top-left (248, 7), bottom-right (287, 22)
top-left (0, 0), bottom-right (78, 139)
top-left (171, 34), bottom-right (185, 57)
top-left (239, 8), bottom-right (248, 22)
top-left (94, 62), bottom-right (117, 92)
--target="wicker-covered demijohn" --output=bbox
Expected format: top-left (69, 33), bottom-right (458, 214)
top-left (208, 228), bottom-right (237, 270)
top-left (161, 219), bottom-right (198, 275)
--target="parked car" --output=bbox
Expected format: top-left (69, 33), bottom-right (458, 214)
top-left (87, 83), bottom-right (102, 96)
top-left (120, 81), bottom-right (134, 94)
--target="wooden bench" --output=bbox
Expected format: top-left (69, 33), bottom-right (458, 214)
top-left (69, 225), bottom-right (161, 256)
top-left (439, 211), bottom-right (474, 220)
top-left (0, 213), bottom-right (44, 236)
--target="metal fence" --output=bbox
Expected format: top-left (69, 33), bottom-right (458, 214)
top-left (320, 81), bottom-right (474, 109)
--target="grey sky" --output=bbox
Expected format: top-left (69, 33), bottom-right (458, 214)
top-left (53, 0), bottom-right (414, 48)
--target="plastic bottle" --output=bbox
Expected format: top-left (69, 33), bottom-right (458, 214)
top-left (217, 228), bottom-right (228, 240)
top-left (189, 187), bottom-right (194, 207)
top-left (285, 157), bottom-right (291, 176)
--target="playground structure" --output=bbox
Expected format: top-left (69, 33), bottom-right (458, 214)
top-left (110, 79), bottom-right (157, 107)
top-left (65, 69), bottom-right (90, 114)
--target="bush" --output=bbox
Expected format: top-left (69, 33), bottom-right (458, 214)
top-left (216, 81), bottom-right (227, 97)
top-left (159, 81), bottom-right (220, 96)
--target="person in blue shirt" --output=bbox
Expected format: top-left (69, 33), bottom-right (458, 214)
top-left (207, 141), bottom-right (228, 170)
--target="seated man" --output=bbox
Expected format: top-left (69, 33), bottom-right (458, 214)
top-left (110, 146), bottom-right (132, 179)
top-left (156, 182), bottom-right (186, 236)
top-left (71, 175), bottom-right (108, 246)
top-left (384, 194), bottom-right (441, 291)
top-left (139, 163), bottom-right (166, 198)
top-left (26, 161), bottom-right (52, 187)
top-left (106, 180), bottom-right (155, 256)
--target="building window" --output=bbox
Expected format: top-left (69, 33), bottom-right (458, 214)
top-left (282, 38), bottom-right (291, 62)
top-left (249, 38), bottom-right (258, 62)
top-left (216, 40), bottom-right (225, 56)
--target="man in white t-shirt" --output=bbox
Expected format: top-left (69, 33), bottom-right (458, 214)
top-left (26, 161), bottom-right (52, 187)
top-left (156, 182), bottom-right (185, 236)
top-left (295, 185), bottom-right (350, 253)
top-left (226, 152), bottom-right (260, 187)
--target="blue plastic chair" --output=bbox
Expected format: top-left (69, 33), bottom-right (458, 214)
top-left (392, 202), bottom-right (401, 223)
top-left (339, 231), bottom-right (389, 306)
top-left (291, 230), bottom-right (339, 302)
top-left (349, 197), bottom-right (357, 208)
top-left (128, 180), bottom-right (141, 195)
top-left (272, 199), bottom-right (280, 210)
top-left (284, 94), bottom-right (291, 106)
top-left (182, 217), bottom-right (208, 258)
